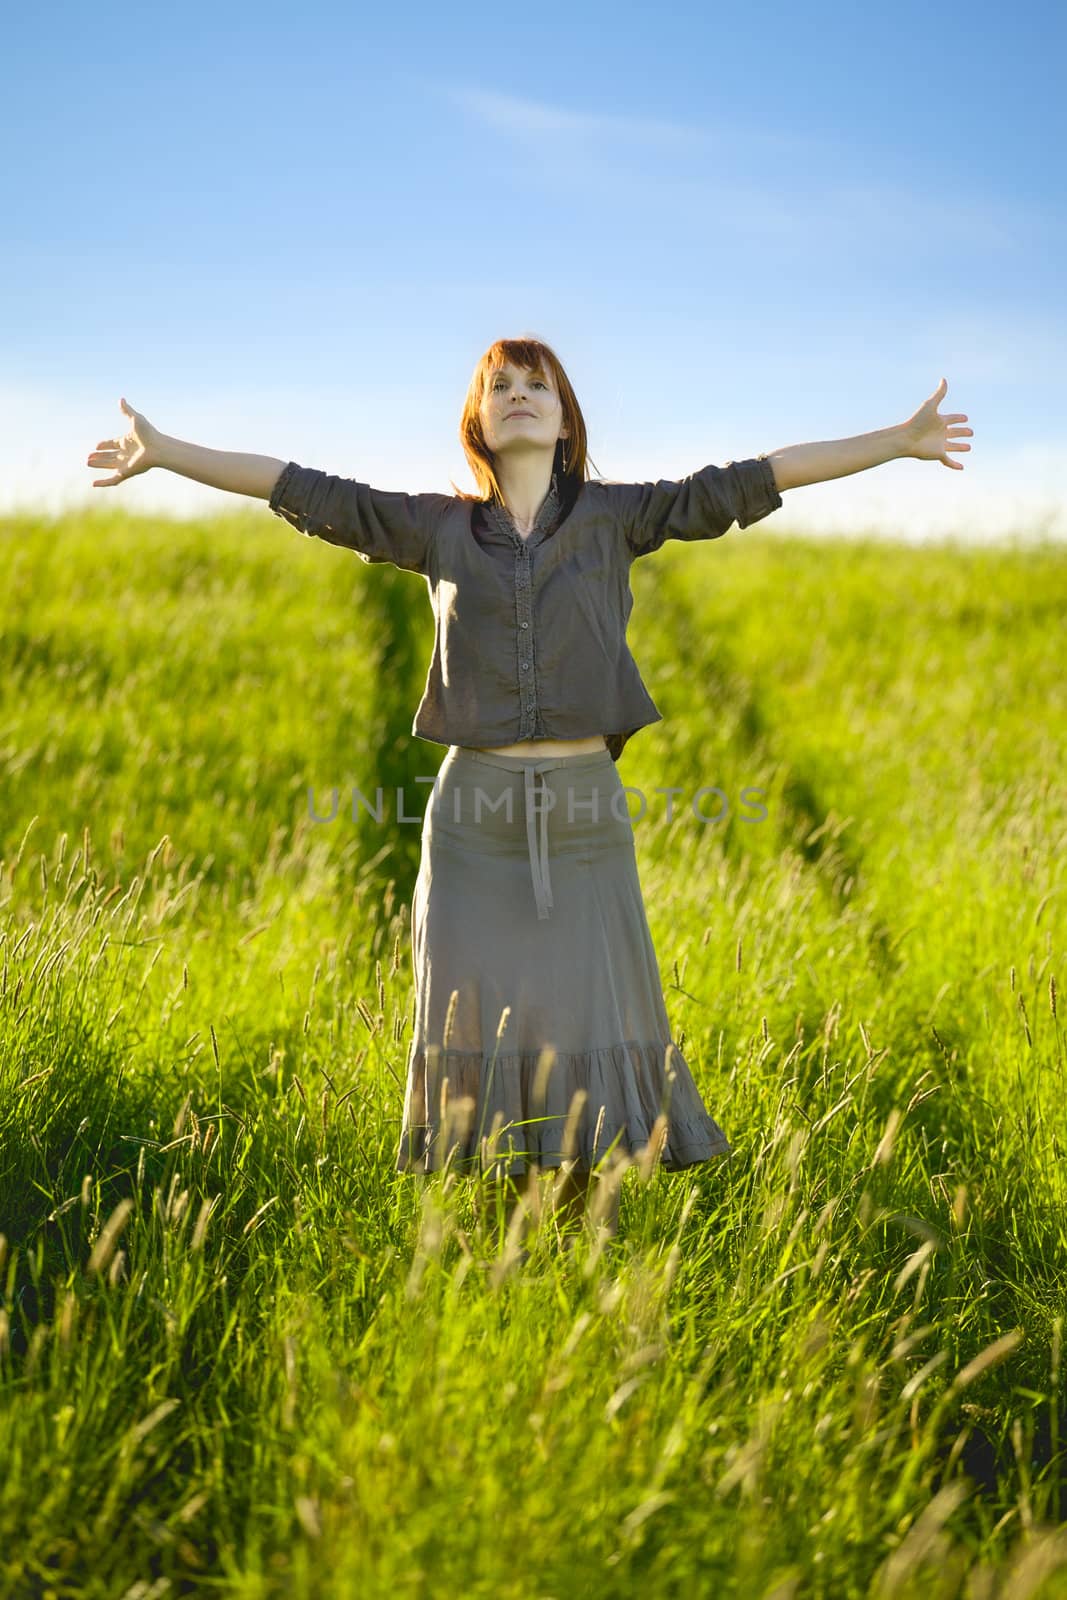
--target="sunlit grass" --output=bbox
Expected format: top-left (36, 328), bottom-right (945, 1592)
top-left (1, 501), bottom-right (1065, 1597)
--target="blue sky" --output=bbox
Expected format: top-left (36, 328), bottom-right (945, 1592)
top-left (3, 0), bottom-right (1064, 542)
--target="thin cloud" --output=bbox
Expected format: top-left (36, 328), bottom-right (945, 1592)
top-left (438, 83), bottom-right (831, 159)
top-left (438, 85), bottom-right (1058, 255)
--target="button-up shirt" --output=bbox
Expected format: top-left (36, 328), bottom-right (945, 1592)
top-left (268, 454), bottom-right (782, 761)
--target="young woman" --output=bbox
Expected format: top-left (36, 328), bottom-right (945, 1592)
top-left (86, 340), bottom-right (971, 1249)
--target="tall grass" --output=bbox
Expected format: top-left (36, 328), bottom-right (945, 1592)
top-left (0, 500), bottom-right (1065, 1598)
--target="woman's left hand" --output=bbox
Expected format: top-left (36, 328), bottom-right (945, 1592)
top-left (901, 378), bottom-right (973, 469)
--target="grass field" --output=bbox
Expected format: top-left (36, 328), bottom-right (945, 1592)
top-left (1, 499), bottom-right (1065, 1598)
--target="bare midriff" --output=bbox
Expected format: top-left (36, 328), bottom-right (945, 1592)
top-left (462, 734), bottom-right (608, 758)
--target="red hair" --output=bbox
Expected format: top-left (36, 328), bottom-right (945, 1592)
top-left (450, 334), bottom-right (602, 504)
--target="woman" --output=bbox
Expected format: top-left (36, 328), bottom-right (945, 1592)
top-left (86, 339), bottom-right (972, 1249)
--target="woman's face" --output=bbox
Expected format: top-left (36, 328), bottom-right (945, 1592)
top-left (479, 359), bottom-right (569, 465)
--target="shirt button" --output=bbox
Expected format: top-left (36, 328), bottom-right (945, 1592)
top-left (520, 621), bottom-right (529, 629)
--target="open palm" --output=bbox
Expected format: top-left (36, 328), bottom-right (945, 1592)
top-left (903, 379), bottom-right (974, 470)
top-left (86, 397), bottom-right (161, 487)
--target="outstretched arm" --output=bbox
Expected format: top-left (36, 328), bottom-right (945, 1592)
top-left (86, 399), bottom-right (443, 575)
top-left (761, 379), bottom-right (973, 492)
top-left (87, 397), bottom-right (286, 499)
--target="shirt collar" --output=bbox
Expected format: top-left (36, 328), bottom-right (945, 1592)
top-left (481, 473), bottom-right (563, 547)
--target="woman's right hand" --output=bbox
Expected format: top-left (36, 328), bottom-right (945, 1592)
top-left (86, 397), bottom-right (164, 487)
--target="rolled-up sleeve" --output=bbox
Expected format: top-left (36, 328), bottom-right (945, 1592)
top-left (610, 455), bottom-right (782, 560)
top-left (267, 461), bottom-right (449, 575)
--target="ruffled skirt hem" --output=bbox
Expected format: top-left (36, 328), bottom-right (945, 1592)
top-left (394, 1039), bottom-right (732, 1178)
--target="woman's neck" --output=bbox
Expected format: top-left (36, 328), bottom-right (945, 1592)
top-left (492, 459), bottom-right (556, 532)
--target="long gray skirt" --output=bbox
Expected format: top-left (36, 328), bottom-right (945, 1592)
top-left (394, 744), bottom-right (732, 1178)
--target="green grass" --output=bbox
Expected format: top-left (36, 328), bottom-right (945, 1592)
top-left (1, 498), bottom-right (1065, 1598)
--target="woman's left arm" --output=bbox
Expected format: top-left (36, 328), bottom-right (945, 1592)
top-left (761, 379), bottom-right (973, 492)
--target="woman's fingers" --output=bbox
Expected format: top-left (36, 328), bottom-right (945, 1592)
top-left (87, 398), bottom-right (149, 485)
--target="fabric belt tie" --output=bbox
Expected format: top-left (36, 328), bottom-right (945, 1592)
top-left (523, 761), bottom-right (557, 920)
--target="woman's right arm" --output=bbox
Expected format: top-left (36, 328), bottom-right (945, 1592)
top-left (87, 397), bottom-right (286, 500)
top-left (89, 398), bottom-right (447, 577)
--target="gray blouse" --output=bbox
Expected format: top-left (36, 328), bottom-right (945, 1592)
top-left (267, 455), bottom-right (782, 762)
